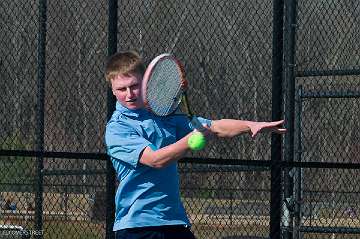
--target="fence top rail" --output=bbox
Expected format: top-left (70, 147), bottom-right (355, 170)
top-left (300, 226), bottom-right (360, 234)
top-left (297, 68), bottom-right (360, 78)
top-left (2, 150), bottom-right (360, 169)
top-left (0, 149), bottom-right (107, 160)
top-left (299, 90), bottom-right (360, 99)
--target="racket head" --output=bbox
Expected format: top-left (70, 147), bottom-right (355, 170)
top-left (142, 53), bottom-right (188, 116)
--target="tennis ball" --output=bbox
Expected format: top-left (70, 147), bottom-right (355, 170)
top-left (188, 132), bottom-right (206, 151)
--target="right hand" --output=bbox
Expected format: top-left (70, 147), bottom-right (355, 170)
top-left (194, 124), bottom-right (214, 140)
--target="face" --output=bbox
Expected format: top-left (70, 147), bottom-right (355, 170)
top-left (111, 73), bottom-right (144, 110)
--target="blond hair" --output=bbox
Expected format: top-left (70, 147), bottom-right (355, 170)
top-left (105, 51), bottom-right (145, 82)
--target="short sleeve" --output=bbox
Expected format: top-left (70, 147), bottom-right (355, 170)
top-left (105, 120), bottom-right (153, 168)
top-left (190, 117), bottom-right (212, 130)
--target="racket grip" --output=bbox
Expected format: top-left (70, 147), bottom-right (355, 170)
top-left (190, 117), bottom-right (206, 132)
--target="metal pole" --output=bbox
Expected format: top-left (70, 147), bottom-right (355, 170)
top-left (35, 0), bottom-right (47, 238)
top-left (284, 0), bottom-right (298, 238)
top-left (270, 0), bottom-right (285, 238)
top-left (295, 86), bottom-right (304, 239)
top-left (105, 0), bottom-right (117, 238)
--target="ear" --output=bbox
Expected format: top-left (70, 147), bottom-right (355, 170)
top-left (110, 81), bottom-right (116, 96)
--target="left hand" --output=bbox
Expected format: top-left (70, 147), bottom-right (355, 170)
top-left (249, 120), bottom-right (287, 138)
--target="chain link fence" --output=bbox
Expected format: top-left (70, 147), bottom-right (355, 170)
top-left (0, 0), bottom-right (359, 239)
top-left (283, 0), bottom-right (360, 239)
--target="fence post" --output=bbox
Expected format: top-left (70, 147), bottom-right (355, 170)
top-left (283, 0), bottom-right (298, 238)
top-left (35, 0), bottom-right (47, 238)
top-left (294, 86), bottom-right (303, 239)
top-left (270, 0), bottom-right (285, 238)
top-left (105, 0), bottom-right (117, 238)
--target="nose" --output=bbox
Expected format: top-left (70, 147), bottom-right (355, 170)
top-left (126, 88), bottom-right (135, 98)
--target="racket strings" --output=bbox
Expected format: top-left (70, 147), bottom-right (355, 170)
top-left (147, 59), bottom-right (184, 116)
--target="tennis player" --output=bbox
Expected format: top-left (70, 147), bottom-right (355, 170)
top-left (105, 50), bottom-right (286, 239)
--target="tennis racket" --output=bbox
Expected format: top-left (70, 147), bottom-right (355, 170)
top-left (142, 53), bottom-right (206, 132)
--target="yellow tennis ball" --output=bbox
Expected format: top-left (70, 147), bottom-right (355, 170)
top-left (188, 132), bottom-right (206, 151)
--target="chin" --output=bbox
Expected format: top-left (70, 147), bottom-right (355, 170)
top-left (125, 103), bottom-right (142, 110)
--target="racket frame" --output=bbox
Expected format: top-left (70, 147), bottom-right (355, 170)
top-left (142, 53), bottom-right (206, 132)
top-left (142, 53), bottom-right (187, 115)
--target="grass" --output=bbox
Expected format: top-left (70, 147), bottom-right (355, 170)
top-left (2, 217), bottom-right (360, 239)
top-left (1, 193), bottom-right (359, 238)
top-left (43, 221), bottom-right (105, 239)
top-left (0, 219), bottom-right (105, 239)
top-left (0, 134), bottom-right (35, 191)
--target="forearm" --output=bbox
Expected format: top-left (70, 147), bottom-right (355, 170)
top-left (139, 133), bottom-right (192, 168)
top-left (210, 119), bottom-right (254, 138)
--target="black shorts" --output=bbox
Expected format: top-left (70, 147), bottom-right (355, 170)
top-left (115, 225), bottom-right (196, 239)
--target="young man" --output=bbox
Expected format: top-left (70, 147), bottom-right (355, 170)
top-left (105, 51), bottom-right (286, 239)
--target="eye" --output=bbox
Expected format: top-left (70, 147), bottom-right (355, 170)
top-left (130, 84), bottom-right (139, 90)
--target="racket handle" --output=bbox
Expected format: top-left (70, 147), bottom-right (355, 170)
top-left (190, 117), bottom-right (206, 132)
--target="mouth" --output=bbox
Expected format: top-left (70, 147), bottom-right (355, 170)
top-left (126, 99), bottom-right (137, 103)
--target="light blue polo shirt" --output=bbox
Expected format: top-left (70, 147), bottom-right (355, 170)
top-left (105, 102), bottom-right (211, 231)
